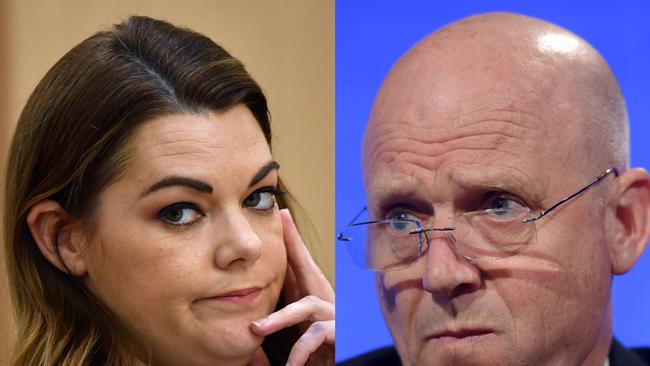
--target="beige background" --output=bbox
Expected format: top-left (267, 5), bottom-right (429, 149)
top-left (0, 1), bottom-right (334, 363)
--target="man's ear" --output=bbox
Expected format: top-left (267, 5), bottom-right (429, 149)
top-left (26, 200), bottom-right (88, 276)
top-left (607, 168), bottom-right (650, 275)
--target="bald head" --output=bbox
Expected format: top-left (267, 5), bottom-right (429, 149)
top-left (364, 12), bottom-right (628, 181)
top-left (362, 13), bottom-right (642, 366)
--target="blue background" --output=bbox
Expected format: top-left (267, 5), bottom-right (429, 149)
top-left (336, 1), bottom-right (650, 362)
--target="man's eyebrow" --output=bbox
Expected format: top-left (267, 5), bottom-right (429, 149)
top-left (450, 169), bottom-right (542, 204)
top-left (249, 161), bottom-right (280, 188)
top-left (366, 173), bottom-right (432, 215)
top-left (141, 176), bottom-right (213, 197)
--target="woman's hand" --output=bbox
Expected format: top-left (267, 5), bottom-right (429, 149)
top-left (251, 209), bottom-right (334, 366)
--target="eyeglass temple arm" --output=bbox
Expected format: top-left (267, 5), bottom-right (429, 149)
top-left (523, 167), bottom-right (619, 223)
top-left (345, 206), bottom-right (368, 226)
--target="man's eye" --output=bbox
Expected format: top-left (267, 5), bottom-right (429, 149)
top-left (388, 212), bottom-right (417, 221)
top-left (244, 187), bottom-right (284, 211)
top-left (387, 211), bottom-right (420, 231)
top-left (485, 196), bottom-right (529, 219)
top-left (158, 203), bottom-right (204, 226)
top-left (488, 197), bottom-right (527, 211)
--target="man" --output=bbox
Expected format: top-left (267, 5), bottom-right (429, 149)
top-left (339, 13), bottom-right (650, 366)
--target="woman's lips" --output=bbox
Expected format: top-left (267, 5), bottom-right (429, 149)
top-left (209, 287), bottom-right (262, 304)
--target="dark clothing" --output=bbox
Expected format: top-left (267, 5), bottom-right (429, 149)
top-left (338, 338), bottom-right (650, 366)
top-left (610, 338), bottom-right (650, 366)
top-left (338, 346), bottom-right (400, 366)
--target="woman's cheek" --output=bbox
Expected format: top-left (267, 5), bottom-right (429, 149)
top-left (265, 214), bottom-right (288, 288)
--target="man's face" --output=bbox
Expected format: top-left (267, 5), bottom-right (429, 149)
top-left (363, 34), bottom-right (614, 365)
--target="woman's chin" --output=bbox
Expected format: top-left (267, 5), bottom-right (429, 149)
top-left (196, 320), bottom-right (265, 361)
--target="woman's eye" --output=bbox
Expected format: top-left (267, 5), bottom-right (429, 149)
top-left (244, 187), bottom-right (283, 211)
top-left (158, 203), bottom-right (203, 226)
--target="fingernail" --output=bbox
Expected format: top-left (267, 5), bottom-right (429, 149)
top-left (251, 318), bottom-right (268, 328)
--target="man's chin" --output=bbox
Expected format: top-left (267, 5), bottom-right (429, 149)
top-left (404, 332), bottom-right (511, 366)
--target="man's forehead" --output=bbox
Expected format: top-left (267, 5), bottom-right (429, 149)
top-left (361, 13), bottom-right (621, 195)
top-left (368, 36), bottom-right (582, 135)
top-left (362, 101), bottom-right (548, 188)
top-left (365, 160), bottom-right (546, 210)
top-left (367, 13), bottom-right (607, 129)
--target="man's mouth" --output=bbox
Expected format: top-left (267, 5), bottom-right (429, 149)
top-left (427, 328), bottom-right (496, 343)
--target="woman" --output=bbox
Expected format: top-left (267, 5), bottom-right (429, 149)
top-left (4, 16), bottom-right (333, 366)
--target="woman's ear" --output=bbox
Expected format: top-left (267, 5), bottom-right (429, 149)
top-left (607, 168), bottom-right (650, 275)
top-left (26, 200), bottom-right (88, 276)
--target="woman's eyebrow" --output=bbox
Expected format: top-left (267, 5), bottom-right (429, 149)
top-left (141, 176), bottom-right (213, 197)
top-left (249, 161), bottom-right (280, 188)
top-left (140, 161), bottom-right (279, 198)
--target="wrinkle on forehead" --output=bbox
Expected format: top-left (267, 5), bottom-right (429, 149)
top-left (364, 106), bottom-right (539, 183)
top-left (363, 12), bottom-right (628, 188)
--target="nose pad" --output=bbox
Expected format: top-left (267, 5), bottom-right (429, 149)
top-left (421, 230), bottom-right (481, 298)
top-left (214, 210), bottom-right (263, 269)
top-left (418, 225), bottom-right (457, 258)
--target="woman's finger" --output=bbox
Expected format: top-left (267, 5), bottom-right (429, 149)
top-left (286, 320), bottom-right (334, 366)
top-left (283, 260), bottom-right (302, 304)
top-left (250, 295), bottom-right (334, 336)
top-left (280, 209), bottom-right (334, 302)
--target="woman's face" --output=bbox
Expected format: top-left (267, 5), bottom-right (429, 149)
top-left (81, 105), bottom-right (286, 365)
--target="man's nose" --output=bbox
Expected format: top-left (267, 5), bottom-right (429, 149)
top-left (213, 209), bottom-right (263, 269)
top-left (421, 233), bottom-right (482, 298)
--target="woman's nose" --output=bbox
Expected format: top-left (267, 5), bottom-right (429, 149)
top-left (213, 209), bottom-right (263, 269)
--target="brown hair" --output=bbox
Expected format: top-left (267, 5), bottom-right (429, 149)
top-left (4, 16), bottom-right (297, 365)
